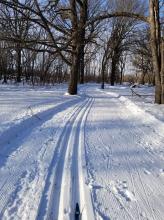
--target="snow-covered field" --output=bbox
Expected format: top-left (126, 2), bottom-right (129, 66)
top-left (0, 83), bottom-right (164, 220)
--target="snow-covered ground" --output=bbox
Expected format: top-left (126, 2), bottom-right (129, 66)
top-left (0, 83), bottom-right (164, 220)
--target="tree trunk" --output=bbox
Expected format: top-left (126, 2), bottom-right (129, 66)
top-left (149, 0), bottom-right (161, 103)
top-left (161, 37), bottom-right (164, 104)
top-left (68, 0), bottom-right (79, 94)
top-left (101, 54), bottom-right (106, 89)
top-left (120, 59), bottom-right (125, 85)
top-left (68, 50), bottom-right (80, 94)
top-left (140, 73), bottom-right (145, 84)
top-left (16, 47), bottom-right (22, 83)
top-left (111, 58), bottom-right (116, 86)
top-left (79, 0), bottom-right (88, 84)
top-left (2, 74), bottom-right (7, 84)
top-left (79, 44), bottom-right (85, 84)
top-left (101, 66), bottom-right (105, 89)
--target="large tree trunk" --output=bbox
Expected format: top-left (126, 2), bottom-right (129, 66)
top-left (68, 50), bottom-right (80, 94)
top-left (79, 44), bottom-right (85, 84)
top-left (68, 0), bottom-right (88, 94)
top-left (149, 0), bottom-right (161, 103)
top-left (161, 37), bottom-right (164, 104)
top-left (68, 0), bottom-right (79, 94)
top-left (79, 0), bottom-right (88, 84)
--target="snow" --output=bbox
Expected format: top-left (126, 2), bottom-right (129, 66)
top-left (0, 83), bottom-right (164, 220)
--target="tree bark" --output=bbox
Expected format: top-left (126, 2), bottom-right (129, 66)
top-left (68, 50), bottom-right (80, 94)
top-left (2, 74), bottom-right (7, 84)
top-left (16, 47), bottom-right (22, 83)
top-left (111, 56), bottom-right (117, 86)
top-left (79, 0), bottom-right (88, 84)
top-left (161, 37), bottom-right (164, 104)
top-left (119, 56), bottom-right (126, 85)
top-left (68, 0), bottom-right (79, 94)
top-left (68, 0), bottom-right (88, 93)
top-left (79, 44), bottom-right (85, 84)
top-left (149, 0), bottom-right (161, 103)
top-left (101, 65), bottom-right (105, 89)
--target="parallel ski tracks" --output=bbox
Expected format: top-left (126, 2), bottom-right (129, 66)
top-left (0, 97), bottom-right (87, 219)
top-left (0, 97), bottom-right (82, 151)
top-left (37, 97), bottom-right (95, 220)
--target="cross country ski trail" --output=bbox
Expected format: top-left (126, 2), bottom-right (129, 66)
top-left (0, 84), bottom-right (164, 220)
top-left (41, 97), bottom-right (95, 220)
top-left (0, 95), bottom-right (90, 219)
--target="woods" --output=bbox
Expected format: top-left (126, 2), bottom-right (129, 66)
top-left (0, 2), bottom-right (164, 219)
top-left (0, 0), bottom-right (163, 103)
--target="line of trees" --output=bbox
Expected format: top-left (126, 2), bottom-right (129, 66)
top-left (0, 0), bottom-right (163, 103)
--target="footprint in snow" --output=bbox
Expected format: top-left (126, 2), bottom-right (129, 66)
top-left (118, 189), bottom-right (136, 202)
top-left (87, 182), bottom-right (103, 190)
top-left (111, 180), bottom-right (136, 202)
top-left (93, 185), bottom-right (103, 190)
top-left (144, 169), bottom-right (151, 175)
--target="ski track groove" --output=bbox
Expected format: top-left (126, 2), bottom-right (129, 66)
top-left (57, 97), bottom-right (94, 220)
top-left (1, 86), bottom-right (164, 220)
top-left (77, 98), bottom-right (95, 220)
top-left (69, 98), bottom-right (94, 219)
top-left (37, 97), bottom-right (95, 220)
top-left (0, 98), bottom-right (82, 165)
top-left (36, 97), bottom-right (89, 220)
top-left (0, 97), bottom-right (84, 218)
top-left (4, 98), bottom-right (81, 220)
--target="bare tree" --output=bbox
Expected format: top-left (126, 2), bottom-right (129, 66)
top-left (0, 0), bottom-right (163, 103)
top-left (132, 27), bottom-right (154, 84)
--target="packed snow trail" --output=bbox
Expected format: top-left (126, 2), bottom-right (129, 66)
top-left (0, 91), bottom-right (93, 219)
top-left (37, 97), bottom-right (95, 220)
top-left (85, 86), bottom-right (164, 220)
top-left (0, 84), bottom-right (164, 220)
